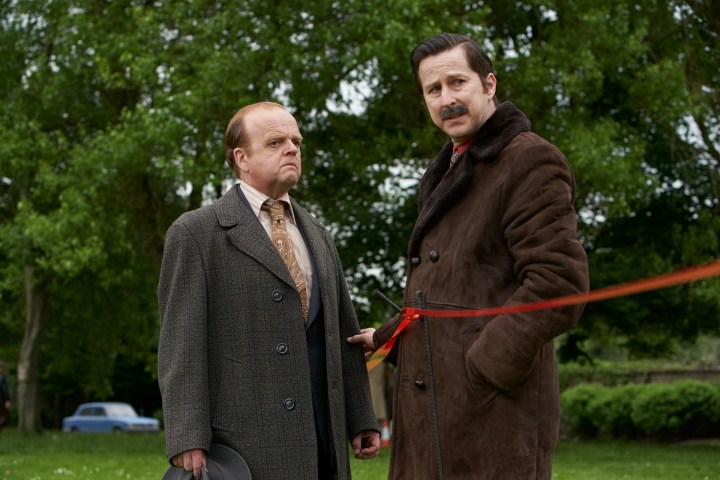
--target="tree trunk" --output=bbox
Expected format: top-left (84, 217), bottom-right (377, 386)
top-left (17, 264), bottom-right (46, 433)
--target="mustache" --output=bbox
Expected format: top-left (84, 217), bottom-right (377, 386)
top-left (440, 104), bottom-right (469, 120)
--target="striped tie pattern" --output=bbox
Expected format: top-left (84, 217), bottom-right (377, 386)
top-left (450, 149), bottom-right (460, 166)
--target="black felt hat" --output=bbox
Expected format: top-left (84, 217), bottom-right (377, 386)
top-left (162, 444), bottom-right (252, 480)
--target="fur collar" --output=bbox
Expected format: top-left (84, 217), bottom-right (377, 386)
top-left (408, 102), bottom-right (531, 256)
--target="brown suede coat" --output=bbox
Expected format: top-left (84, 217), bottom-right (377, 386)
top-left (375, 103), bottom-right (589, 479)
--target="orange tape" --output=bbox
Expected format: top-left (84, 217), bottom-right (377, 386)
top-left (367, 260), bottom-right (720, 371)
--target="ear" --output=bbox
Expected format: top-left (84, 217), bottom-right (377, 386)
top-left (484, 73), bottom-right (497, 97)
top-left (234, 147), bottom-right (249, 174)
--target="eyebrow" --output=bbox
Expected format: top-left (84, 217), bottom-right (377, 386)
top-left (265, 133), bottom-right (303, 143)
top-left (423, 70), bottom-right (469, 89)
top-left (422, 79), bottom-right (440, 91)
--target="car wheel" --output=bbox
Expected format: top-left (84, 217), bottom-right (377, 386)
top-left (112, 426), bottom-right (122, 433)
top-left (70, 427), bottom-right (79, 433)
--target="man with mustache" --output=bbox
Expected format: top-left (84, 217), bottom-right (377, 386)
top-left (159, 102), bottom-right (380, 480)
top-left (349, 33), bottom-right (589, 479)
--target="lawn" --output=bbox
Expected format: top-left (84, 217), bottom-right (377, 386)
top-left (0, 429), bottom-right (718, 479)
top-left (552, 438), bottom-right (720, 480)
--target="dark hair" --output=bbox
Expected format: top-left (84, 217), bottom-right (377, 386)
top-left (410, 33), bottom-right (496, 96)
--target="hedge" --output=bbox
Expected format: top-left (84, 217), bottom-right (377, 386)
top-left (560, 380), bottom-right (720, 440)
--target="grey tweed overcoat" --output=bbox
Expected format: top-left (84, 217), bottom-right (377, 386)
top-left (158, 186), bottom-right (378, 479)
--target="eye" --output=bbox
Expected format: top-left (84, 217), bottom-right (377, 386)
top-left (453, 78), bottom-right (465, 86)
top-left (292, 139), bottom-right (302, 147)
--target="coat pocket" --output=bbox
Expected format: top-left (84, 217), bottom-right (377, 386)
top-left (462, 324), bottom-right (500, 408)
top-left (210, 424), bottom-right (241, 452)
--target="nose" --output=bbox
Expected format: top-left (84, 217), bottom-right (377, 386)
top-left (440, 86), bottom-right (456, 106)
top-left (284, 139), bottom-right (299, 154)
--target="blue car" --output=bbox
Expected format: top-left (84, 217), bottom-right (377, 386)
top-left (62, 402), bottom-right (160, 433)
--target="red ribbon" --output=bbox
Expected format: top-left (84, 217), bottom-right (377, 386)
top-left (367, 260), bottom-right (720, 371)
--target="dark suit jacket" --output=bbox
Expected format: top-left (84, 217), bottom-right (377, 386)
top-left (158, 186), bottom-right (378, 479)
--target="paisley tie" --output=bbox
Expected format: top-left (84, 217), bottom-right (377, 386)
top-left (262, 201), bottom-right (308, 320)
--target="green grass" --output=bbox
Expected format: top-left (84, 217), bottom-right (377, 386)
top-left (552, 439), bottom-right (720, 480)
top-left (0, 429), bottom-right (168, 479)
top-left (0, 429), bottom-right (718, 479)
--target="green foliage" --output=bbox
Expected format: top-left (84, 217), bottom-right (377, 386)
top-left (562, 380), bottom-right (720, 440)
top-left (560, 383), bottom-right (607, 436)
top-left (587, 384), bottom-right (644, 438)
top-left (553, 0), bottom-right (720, 358)
top-left (1, 0), bottom-right (718, 425)
top-left (631, 381), bottom-right (720, 438)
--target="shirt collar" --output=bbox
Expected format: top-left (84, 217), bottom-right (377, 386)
top-left (454, 136), bottom-right (474, 156)
top-left (239, 181), bottom-right (297, 225)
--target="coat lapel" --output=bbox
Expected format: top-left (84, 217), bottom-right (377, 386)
top-left (291, 198), bottom-right (331, 330)
top-left (214, 186), bottom-right (331, 328)
top-left (408, 102), bottom-right (531, 257)
top-left (214, 186), bottom-right (297, 289)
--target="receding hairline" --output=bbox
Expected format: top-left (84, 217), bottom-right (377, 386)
top-left (226, 101), bottom-right (287, 135)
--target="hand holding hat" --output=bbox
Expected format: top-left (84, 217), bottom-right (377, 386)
top-left (162, 444), bottom-right (252, 480)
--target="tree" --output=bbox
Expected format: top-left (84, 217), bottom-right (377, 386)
top-left (481, 0), bottom-right (719, 357)
top-left (0, 0), bottom-right (476, 431)
top-left (1, 0), bottom-right (718, 431)
top-left (0, 0), bottom-right (171, 431)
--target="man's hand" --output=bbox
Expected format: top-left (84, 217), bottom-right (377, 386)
top-left (346, 328), bottom-right (377, 360)
top-left (351, 429), bottom-right (381, 459)
top-left (171, 449), bottom-right (206, 480)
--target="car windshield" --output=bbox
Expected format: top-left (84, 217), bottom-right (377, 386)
top-left (104, 404), bottom-right (138, 417)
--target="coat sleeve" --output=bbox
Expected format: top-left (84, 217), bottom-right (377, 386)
top-left (328, 237), bottom-right (380, 438)
top-left (466, 141), bottom-right (589, 391)
top-left (157, 219), bottom-right (212, 459)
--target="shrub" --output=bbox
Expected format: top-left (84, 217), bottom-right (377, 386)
top-left (560, 383), bottom-right (608, 437)
top-left (630, 380), bottom-right (720, 439)
top-left (561, 380), bottom-right (720, 440)
top-left (585, 383), bottom-right (644, 438)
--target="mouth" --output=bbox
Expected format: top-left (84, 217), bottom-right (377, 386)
top-left (445, 112), bottom-right (465, 121)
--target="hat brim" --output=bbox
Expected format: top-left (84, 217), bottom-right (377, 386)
top-left (162, 444), bottom-right (252, 480)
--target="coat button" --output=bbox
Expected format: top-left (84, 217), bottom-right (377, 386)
top-left (414, 379), bottom-right (426, 390)
top-left (411, 257), bottom-right (421, 266)
top-left (429, 250), bottom-right (439, 262)
top-left (283, 398), bottom-right (295, 410)
top-left (272, 290), bottom-right (283, 301)
top-left (276, 343), bottom-right (288, 355)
